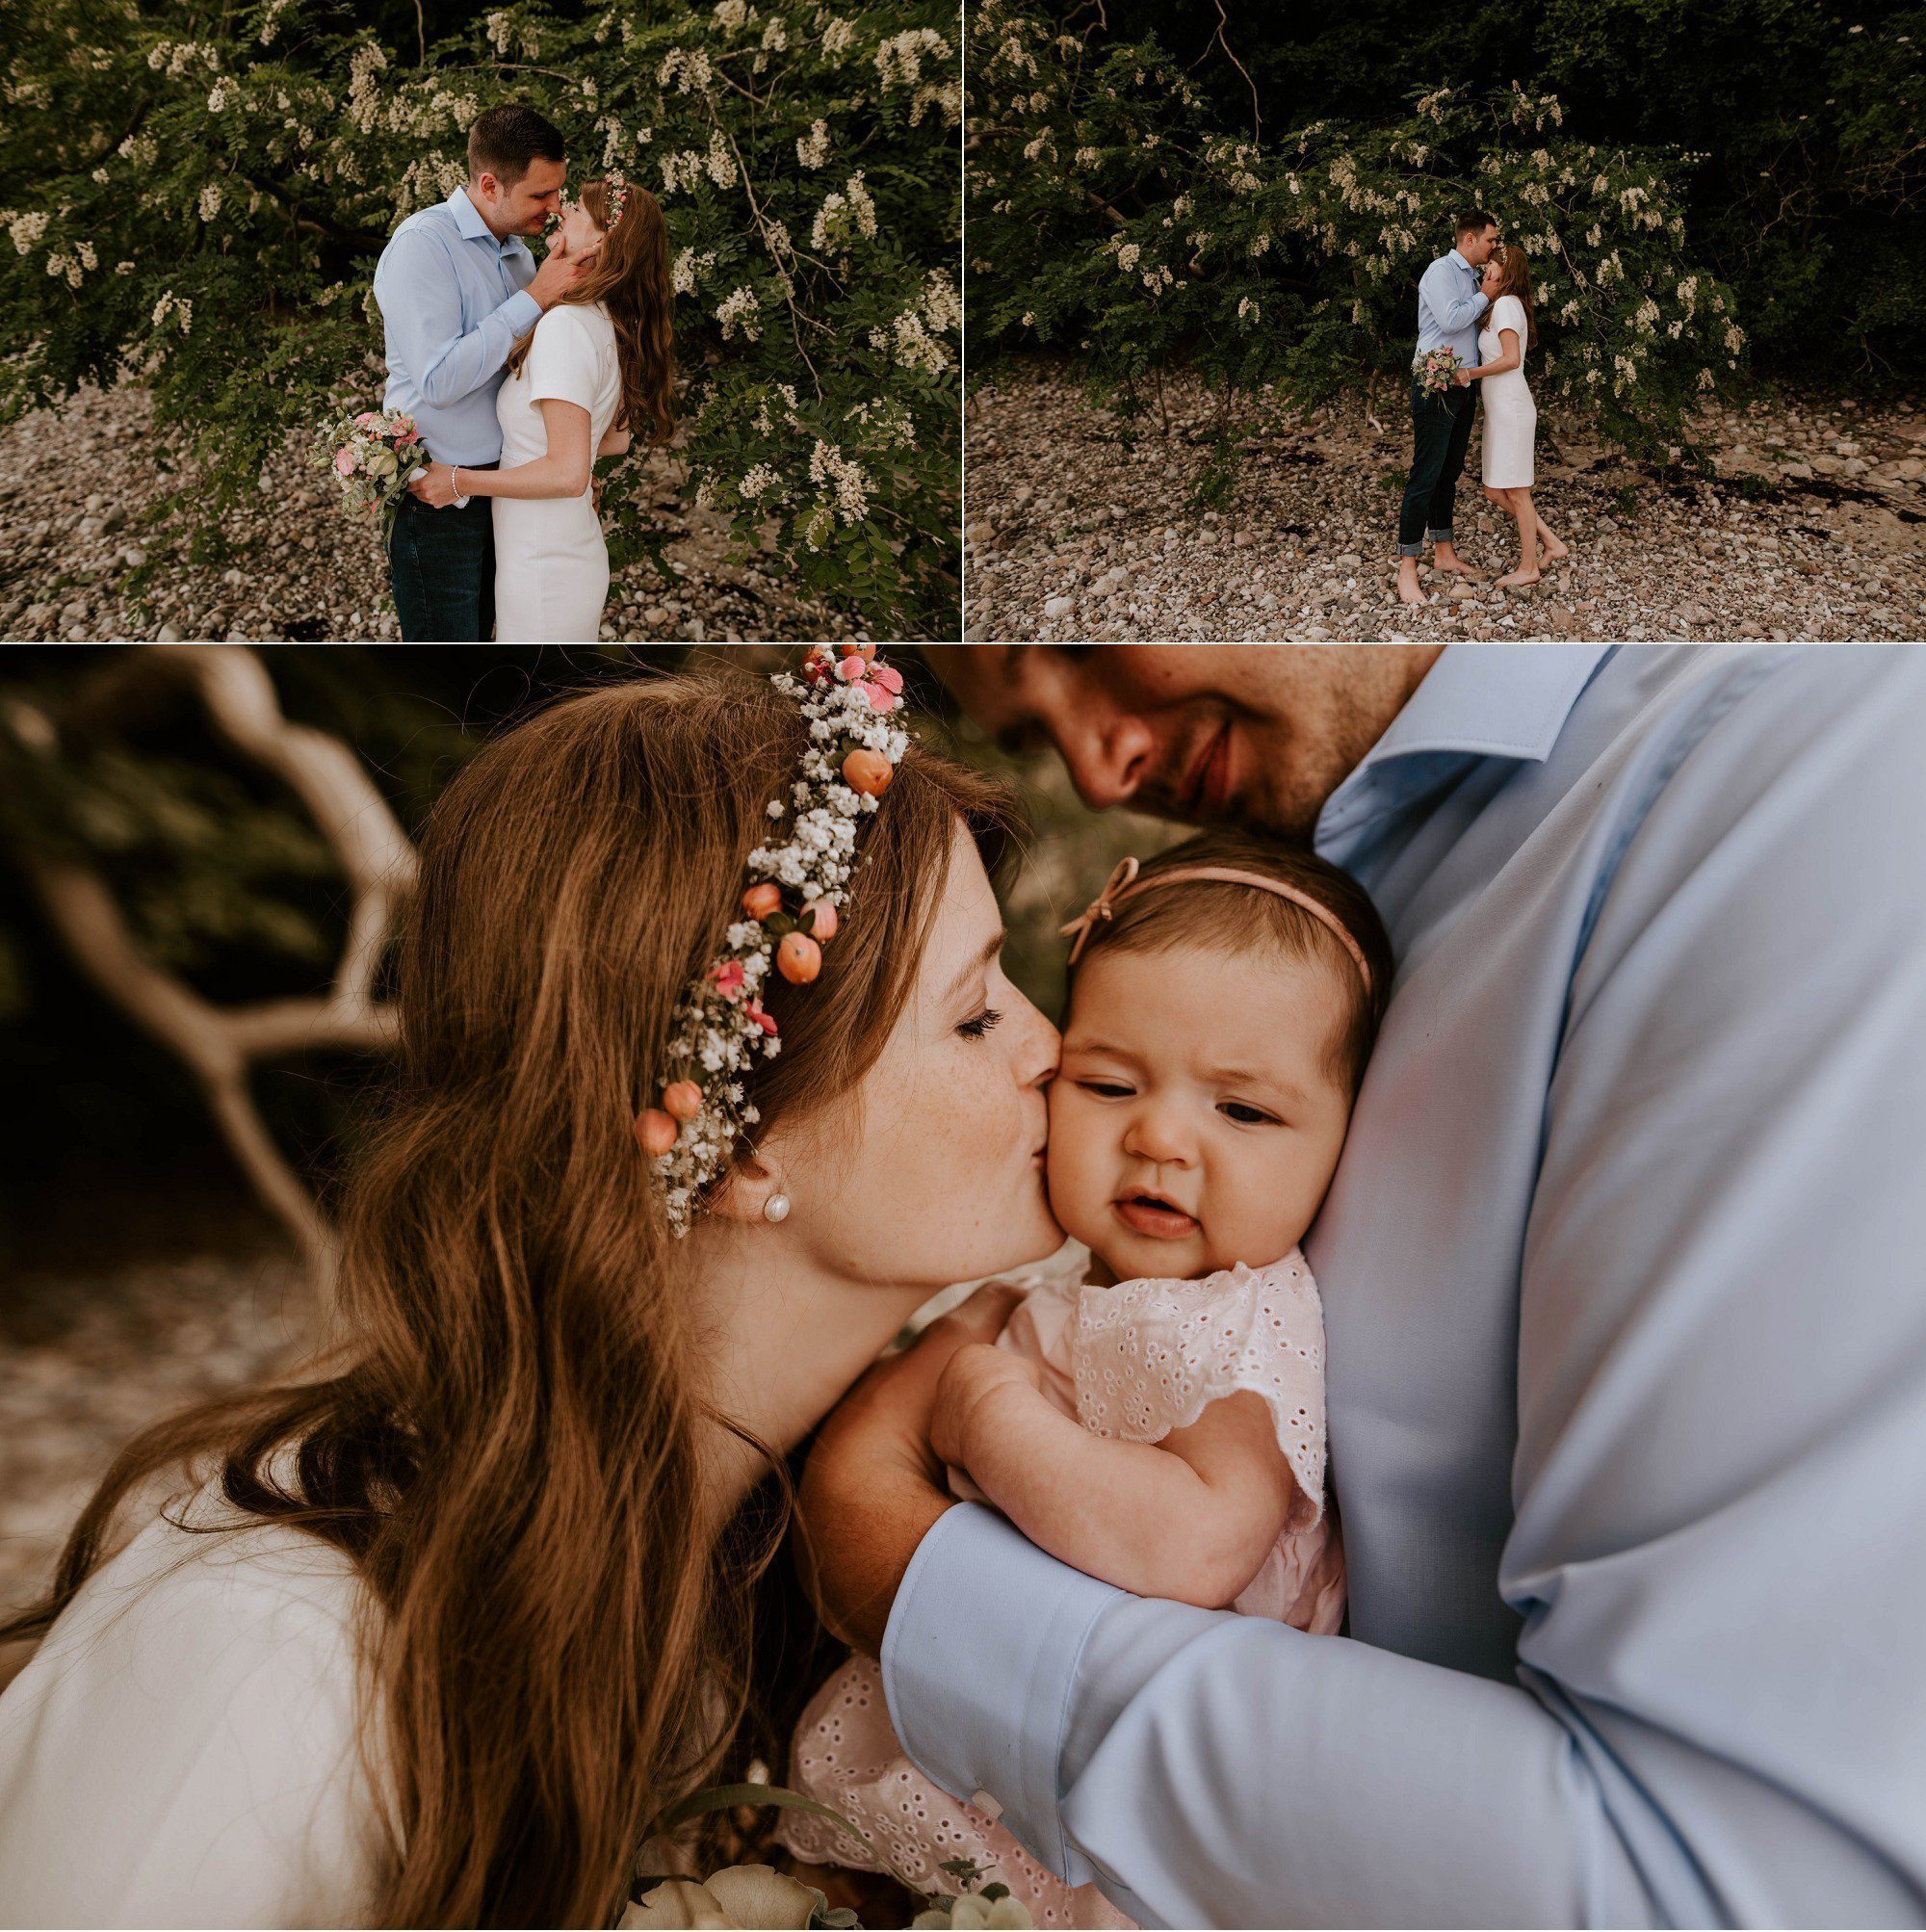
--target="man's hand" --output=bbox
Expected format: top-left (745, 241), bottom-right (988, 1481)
top-left (929, 1343), bottom-right (1046, 1475)
top-left (795, 1283), bottom-right (1021, 1655)
top-left (527, 235), bottom-right (596, 312)
top-left (408, 460), bottom-right (460, 508)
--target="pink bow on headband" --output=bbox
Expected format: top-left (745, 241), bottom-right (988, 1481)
top-left (1059, 855), bottom-right (1143, 964)
top-left (1059, 854), bottom-right (1373, 993)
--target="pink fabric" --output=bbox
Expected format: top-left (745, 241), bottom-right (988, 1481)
top-left (780, 1254), bottom-right (1344, 1925)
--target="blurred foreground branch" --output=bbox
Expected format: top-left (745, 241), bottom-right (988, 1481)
top-left (3, 646), bottom-right (415, 1298)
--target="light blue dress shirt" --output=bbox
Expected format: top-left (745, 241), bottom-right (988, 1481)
top-left (372, 186), bottom-right (541, 466)
top-left (1415, 248), bottom-right (1489, 368)
top-left (882, 644), bottom-right (1926, 1927)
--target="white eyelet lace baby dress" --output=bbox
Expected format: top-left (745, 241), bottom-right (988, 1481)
top-left (778, 1252), bottom-right (1344, 1930)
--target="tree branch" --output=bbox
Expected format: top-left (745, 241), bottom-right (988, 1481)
top-left (236, 173), bottom-right (390, 252)
top-left (3, 648), bottom-right (418, 1302)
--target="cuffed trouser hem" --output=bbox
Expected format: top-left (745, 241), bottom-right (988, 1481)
top-left (1399, 542), bottom-right (1424, 559)
top-left (1428, 527), bottom-right (1455, 544)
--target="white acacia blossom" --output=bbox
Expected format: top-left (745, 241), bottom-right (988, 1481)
top-left (716, 284), bottom-right (763, 341)
top-left (796, 119), bottom-right (831, 169)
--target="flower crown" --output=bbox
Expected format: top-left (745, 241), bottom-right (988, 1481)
top-left (636, 645), bottom-right (909, 1236)
top-left (605, 168), bottom-right (631, 230)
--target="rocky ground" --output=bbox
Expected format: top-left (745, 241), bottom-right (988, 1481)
top-left (0, 383), bottom-right (862, 644)
top-left (0, 1215), bottom-right (310, 1650)
top-left (964, 361), bottom-right (1926, 641)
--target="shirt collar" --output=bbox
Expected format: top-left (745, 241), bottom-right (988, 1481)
top-left (1319, 645), bottom-right (1612, 844)
top-left (1444, 248), bottom-right (1477, 279)
top-left (447, 185), bottom-right (527, 257)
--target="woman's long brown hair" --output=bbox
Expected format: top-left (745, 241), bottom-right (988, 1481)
top-left (507, 178), bottom-right (677, 445)
top-left (0, 666), bottom-right (1019, 1927)
top-left (1491, 246), bottom-right (1536, 349)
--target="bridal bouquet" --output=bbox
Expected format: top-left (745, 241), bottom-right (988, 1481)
top-left (1416, 347), bottom-right (1469, 400)
top-left (624, 1783), bottom-right (1031, 1929)
top-left (319, 408), bottom-right (429, 540)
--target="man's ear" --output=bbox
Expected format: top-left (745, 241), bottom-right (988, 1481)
top-left (707, 1147), bottom-right (788, 1225)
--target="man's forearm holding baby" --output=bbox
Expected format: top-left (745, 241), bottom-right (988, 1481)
top-left (930, 1344), bottom-right (1295, 1610)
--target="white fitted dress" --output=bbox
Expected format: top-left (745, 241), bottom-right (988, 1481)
top-left (492, 300), bottom-right (622, 641)
top-left (1477, 293), bottom-right (1536, 488)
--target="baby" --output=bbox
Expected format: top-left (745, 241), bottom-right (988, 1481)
top-left (780, 830), bottom-right (1393, 1928)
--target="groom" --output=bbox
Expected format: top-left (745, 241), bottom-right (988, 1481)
top-left (803, 645), bottom-right (1926, 1925)
top-left (373, 105), bottom-right (592, 642)
top-left (1395, 211), bottom-right (1500, 608)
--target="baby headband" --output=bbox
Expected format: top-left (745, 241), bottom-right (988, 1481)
top-left (1061, 853), bottom-right (1374, 993)
top-left (635, 644), bottom-right (908, 1236)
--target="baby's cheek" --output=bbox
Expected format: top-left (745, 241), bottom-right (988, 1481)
top-left (1044, 1091), bottom-right (1111, 1249)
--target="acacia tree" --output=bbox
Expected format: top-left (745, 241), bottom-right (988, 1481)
top-left (0, 0), bottom-right (961, 634)
top-left (970, 0), bottom-right (1744, 451)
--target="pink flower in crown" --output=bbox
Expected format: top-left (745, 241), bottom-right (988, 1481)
top-left (744, 1000), bottom-right (779, 1036)
top-left (334, 447), bottom-right (357, 475)
top-left (711, 960), bottom-right (746, 999)
top-left (856, 663), bottom-right (904, 711)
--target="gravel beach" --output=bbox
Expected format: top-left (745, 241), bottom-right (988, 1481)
top-left (0, 1237), bottom-right (311, 1632)
top-left (0, 383), bottom-right (859, 645)
top-left (965, 360), bottom-right (1926, 642)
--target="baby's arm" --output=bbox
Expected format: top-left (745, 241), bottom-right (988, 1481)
top-left (928, 1343), bottom-right (1303, 1609)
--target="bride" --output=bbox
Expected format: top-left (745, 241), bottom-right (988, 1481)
top-left (0, 657), bottom-right (1061, 1925)
top-left (1462, 248), bottom-right (1569, 588)
top-left (412, 175), bottom-right (676, 641)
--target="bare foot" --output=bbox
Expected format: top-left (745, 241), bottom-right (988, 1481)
top-left (1432, 556), bottom-right (1488, 581)
top-left (1497, 569), bottom-right (1541, 589)
top-left (1396, 561), bottom-right (1428, 607)
top-left (1539, 537), bottom-right (1571, 562)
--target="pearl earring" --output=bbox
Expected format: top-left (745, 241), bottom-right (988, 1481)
top-left (763, 1192), bottom-right (792, 1224)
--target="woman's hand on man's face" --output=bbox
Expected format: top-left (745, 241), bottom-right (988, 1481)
top-left (794, 1283), bottom-right (1021, 1654)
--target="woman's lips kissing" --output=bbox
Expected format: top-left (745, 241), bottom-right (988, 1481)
top-left (1113, 1192), bottom-right (1199, 1240)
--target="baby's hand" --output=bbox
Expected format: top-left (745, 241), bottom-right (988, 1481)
top-left (929, 1343), bottom-right (1045, 1475)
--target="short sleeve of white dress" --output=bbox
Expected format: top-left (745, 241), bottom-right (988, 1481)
top-left (1069, 1250), bottom-right (1329, 1524)
top-left (526, 305), bottom-right (604, 415)
top-left (1494, 294), bottom-right (1528, 354)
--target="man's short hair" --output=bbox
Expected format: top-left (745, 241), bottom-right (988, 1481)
top-left (468, 105), bottom-right (566, 187)
top-left (1456, 209), bottom-right (1500, 239)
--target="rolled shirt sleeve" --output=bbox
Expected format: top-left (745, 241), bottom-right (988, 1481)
top-left (374, 227), bottom-right (539, 413)
top-left (882, 651), bottom-right (1926, 1927)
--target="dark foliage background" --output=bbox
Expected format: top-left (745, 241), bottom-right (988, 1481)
top-left (1065, 0), bottom-right (1925, 383)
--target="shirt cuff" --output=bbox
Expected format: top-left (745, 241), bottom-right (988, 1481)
top-left (500, 287), bottom-right (541, 337)
top-left (881, 1503), bottom-right (1121, 1882)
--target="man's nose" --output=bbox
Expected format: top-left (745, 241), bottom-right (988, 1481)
top-left (1061, 708), bottom-right (1156, 810)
